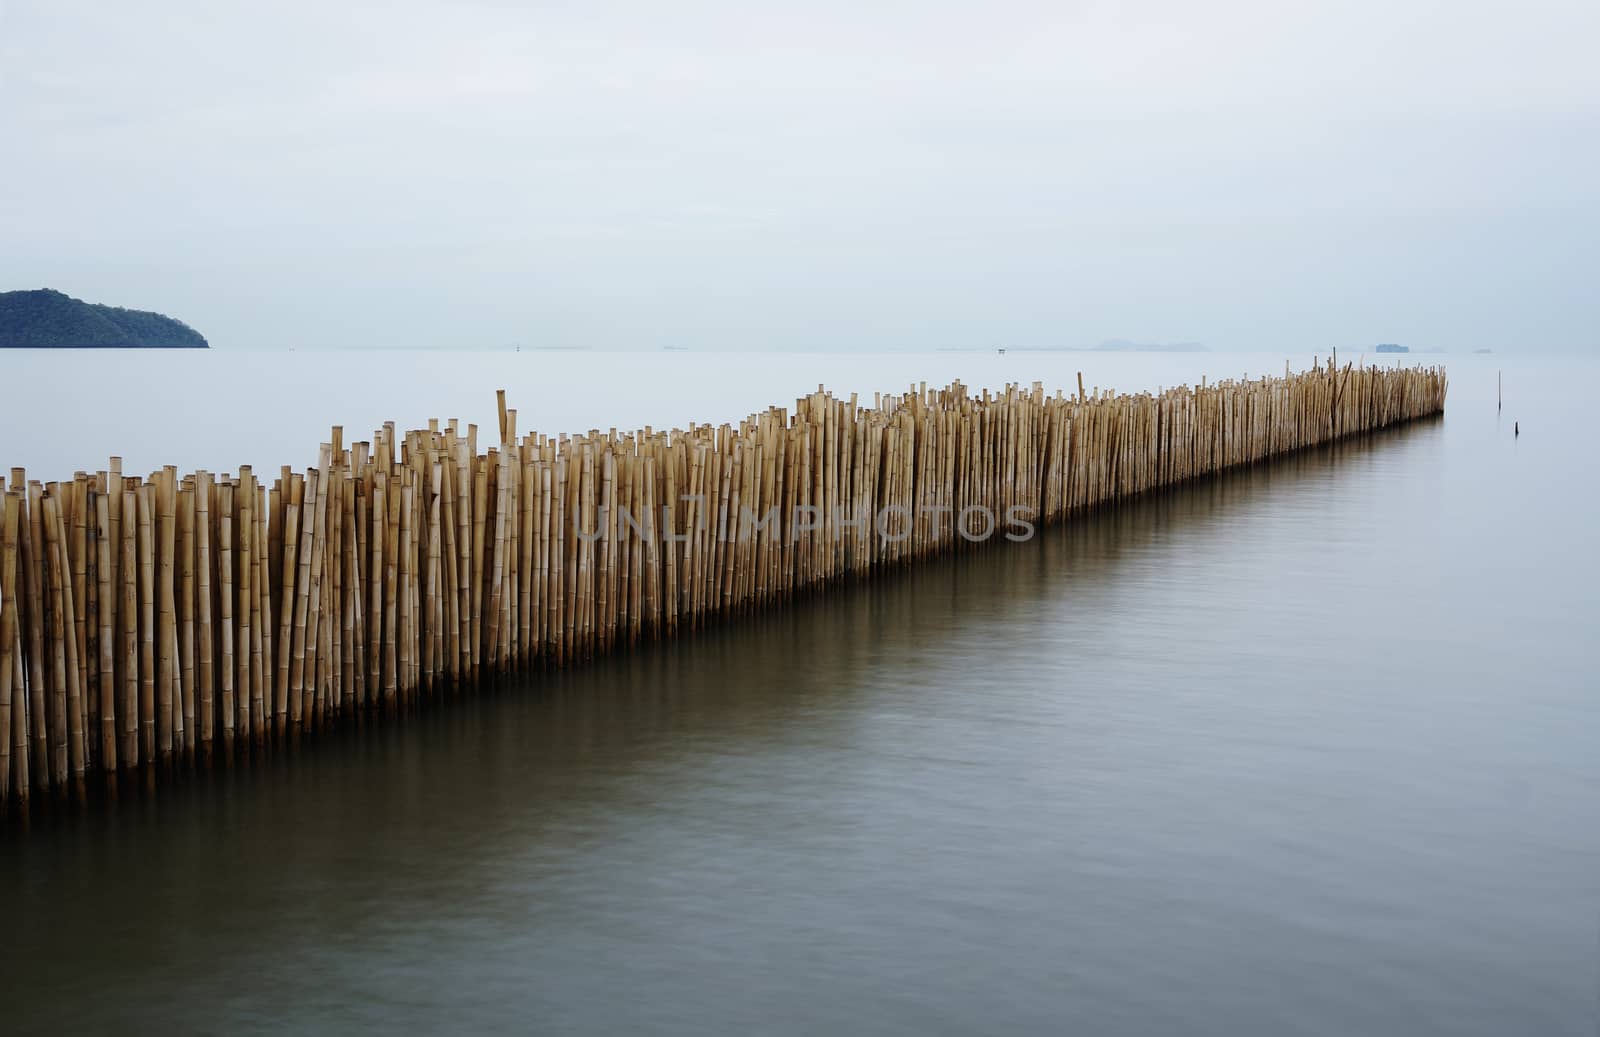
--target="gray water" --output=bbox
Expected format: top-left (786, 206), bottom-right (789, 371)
top-left (2, 360), bottom-right (1596, 1035)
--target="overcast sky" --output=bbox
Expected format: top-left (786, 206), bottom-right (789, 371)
top-left (2, 0), bottom-right (1595, 351)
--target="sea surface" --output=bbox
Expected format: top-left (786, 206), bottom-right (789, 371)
top-left (0, 352), bottom-right (1595, 1034)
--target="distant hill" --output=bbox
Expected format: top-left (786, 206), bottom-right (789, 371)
top-left (0, 288), bottom-right (208, 349)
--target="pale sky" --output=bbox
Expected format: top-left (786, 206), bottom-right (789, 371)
top-left (2, 0), bottom-right (1595, 351)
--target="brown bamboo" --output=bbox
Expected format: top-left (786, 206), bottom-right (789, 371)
top-left (94, 490), bottom-right (116, 769)
top-left (137, 484), bottom-right (156, 763)
top-left (69, 479), bottom-right (90, 768)
top-left (218, 480), bottom-right (236, 751)
top-left (119, 486), bottom-right (137, 767)
top-left (0, 491), bottom-right (18, 802)
top-left (155, 472), bottom-right (176, 761)
top-left (41, 492), bottom-right (79, 781)
top-left (240, 470), bottom-right (258, 738)
top-left (196, 473), bottom-right (214, 759)
top-left (179, 478), bottom-right (196, 758)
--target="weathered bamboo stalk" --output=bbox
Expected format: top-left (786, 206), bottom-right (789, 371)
top-left (95, 490), bottom-right (116, 769)
top-left (0, 491), bottom-right (19, 802)
top-left (196, 473), bottom-right (214, 761)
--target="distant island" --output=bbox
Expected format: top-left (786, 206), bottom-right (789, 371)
top-left (986, 339), bottom-right (1210, 354)
top-left (1375, 343), bottom-right (1409, 354)
top-left (0, 288), bottom-right (208, 349)
top-left (1093, 338), bottom-right (1208, 353)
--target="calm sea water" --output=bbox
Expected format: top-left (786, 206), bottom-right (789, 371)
top-left (1, 354), bottom-right (1595, 1034)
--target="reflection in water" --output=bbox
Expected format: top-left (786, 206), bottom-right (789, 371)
top-left (3, 404), bottom-right (1597, 1036)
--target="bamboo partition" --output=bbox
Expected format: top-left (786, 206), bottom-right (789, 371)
top-left (0, 360), bottom-right (1446, 807)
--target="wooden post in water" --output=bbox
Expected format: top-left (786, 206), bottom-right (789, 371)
top-left (0, 492), bottom-right (19, 804)
top-left (95, 490), bottom-right (116, 770)
top-left (196, 474), bottom-right (214, 762)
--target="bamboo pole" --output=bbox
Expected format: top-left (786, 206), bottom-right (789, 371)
top-left (197, 473), bottom-right (215, 760)
top-left (398, 477), bottom-right (414, 703)
top-left (384, 466), bottom-right (400, 708)
top-left (8, 611), bottom-right (25, 805)
top-left (179, 478), bottom-right (196, 759)
top-left (0, 492), bottom-right (18, 802)
top-left (240, 470), bottom-right (258, 739)
top-left (155, 472), bottom-right (176, 762)
top-left (95, 490), bottom-right (116, 769)
top-left (119, 486), bottom-right (137, 767)
top-left (43, 492), bottom-right (84, 781)
top-left (368, 471), bottom-right (385, 706)
top-left (70, 479), bottom-right (91, 769)
top-left (105, 461), bottom-right (122, 763)
top-left (255, 479), bottom-right (272, 741)
top-left (218, 480), bottom-right (236, 751)
top-left (301, 451), bottom-right (330, 725)
top-left (288, 469), bottom-right (316, 730)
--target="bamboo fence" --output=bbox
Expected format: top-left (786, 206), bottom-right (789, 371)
top-left (0, 360), bottom-right (1446, 806)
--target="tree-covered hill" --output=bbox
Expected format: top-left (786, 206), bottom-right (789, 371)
top-left (0, 288), bottom-right (209, 348)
